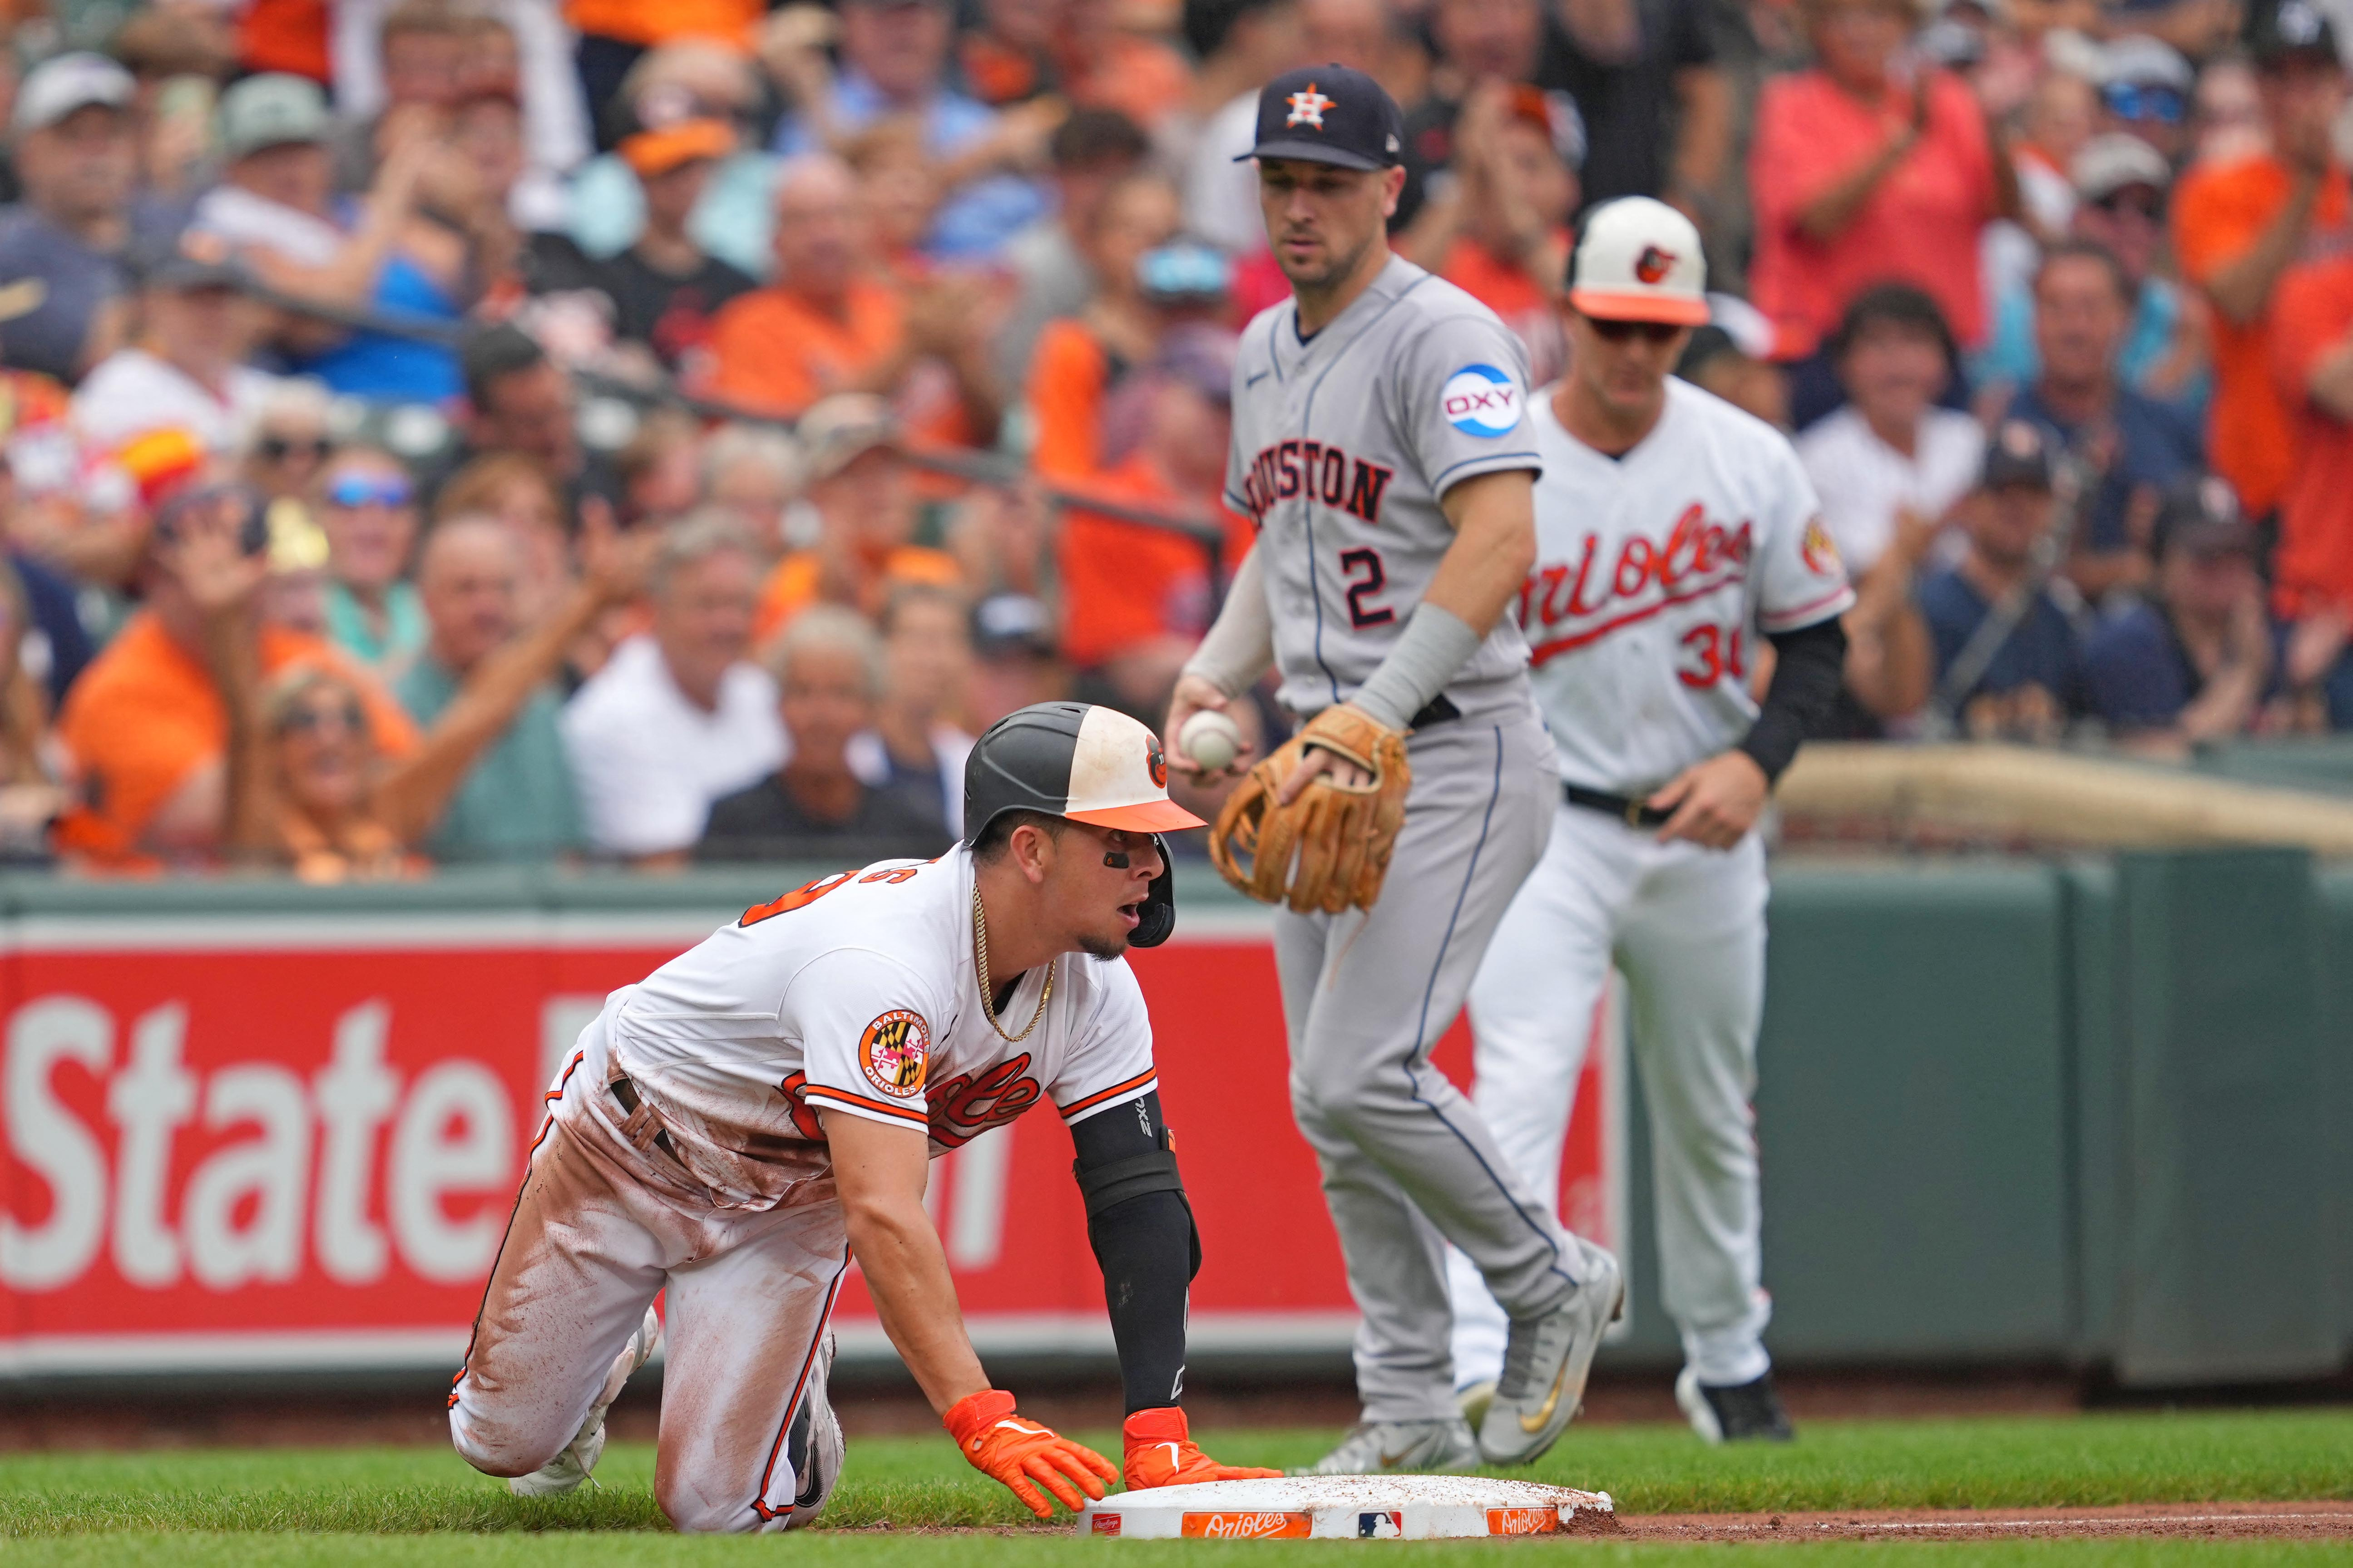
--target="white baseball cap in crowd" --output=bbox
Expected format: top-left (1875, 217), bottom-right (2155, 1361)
top-left (13, 52), bottom-right (133, 135)
top-left (1567, 197), bottom-right (1709, 327)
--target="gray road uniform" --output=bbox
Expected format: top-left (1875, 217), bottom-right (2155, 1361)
top-left (1216, 252), bottom-right (1586, 1421)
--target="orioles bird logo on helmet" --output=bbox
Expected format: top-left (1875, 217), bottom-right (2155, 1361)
top-left (1286, 84), bottom-right (1335, 128)
top-left (1146, 738), bottom-right (1168, 789)
top-left (1634, 245), bottom-right (1676, 285)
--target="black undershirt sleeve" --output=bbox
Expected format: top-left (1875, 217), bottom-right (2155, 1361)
top-left (1069, 1090), bottom-right (1193, 1415)
top-left (1736, 616), bottom-right (1849, 784)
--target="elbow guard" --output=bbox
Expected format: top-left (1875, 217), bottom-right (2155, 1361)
top-left (1072, 1125), bottom-right (1202, 1281)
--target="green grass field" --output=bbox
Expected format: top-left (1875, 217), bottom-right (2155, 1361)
top-left (0, 1409), bottom-right (2345, 1565)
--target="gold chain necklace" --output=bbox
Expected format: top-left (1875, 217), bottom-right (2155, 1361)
top-left (972, 882), bottom-right (1053, 1043)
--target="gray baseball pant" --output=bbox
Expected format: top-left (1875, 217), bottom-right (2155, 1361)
top-left (1275, 708), bottom-right (1583, 1422)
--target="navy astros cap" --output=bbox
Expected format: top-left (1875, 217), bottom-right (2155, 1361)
top-left (1236, 64), bottom-right (1403, 173)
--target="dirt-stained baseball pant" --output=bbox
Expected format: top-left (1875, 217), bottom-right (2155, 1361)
top-left (1447, 803), bottom-right (1773, 1392)
top-left (449, 1067), bottom-right (847, 1533)
top-left (1276, 710), bottom-right (1586, 1423)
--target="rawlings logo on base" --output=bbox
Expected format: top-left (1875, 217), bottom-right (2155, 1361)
top-left (1090, 1514), bottom-right (1122, 1535)
top-left (1182, 1512), bottom-right (1312, 1538)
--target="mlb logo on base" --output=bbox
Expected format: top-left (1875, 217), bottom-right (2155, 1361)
top-left (1358, 1511), bottom-right (1404, 1538)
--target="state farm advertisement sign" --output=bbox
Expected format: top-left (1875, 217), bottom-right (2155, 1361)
top-left (0, 908), bottom-right (1619, 1375)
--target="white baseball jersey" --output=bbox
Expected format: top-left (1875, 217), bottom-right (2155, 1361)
top-left (1225, 253), bottom-right (1543, 722)
top-left (556, 848), bottom-right (1156, 1209)
top-left (1520, 378), bottom-right (1854, 794)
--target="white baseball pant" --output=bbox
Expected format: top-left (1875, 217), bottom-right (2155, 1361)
top-left (1447, 800), bottom-right (1773, 1390)
top-left (449, 1064), bottom-right (846, 1532)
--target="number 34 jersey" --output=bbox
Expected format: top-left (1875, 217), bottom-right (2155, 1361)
top-left (558, 847), bottom-right (1157, 1209)
top-left (1522, 378), bottom-right (1854, 795)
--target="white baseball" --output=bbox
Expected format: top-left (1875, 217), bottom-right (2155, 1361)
top-left (1180, 708), bottom-right (1243, 772)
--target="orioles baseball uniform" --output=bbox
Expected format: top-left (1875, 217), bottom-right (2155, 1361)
top-left (449, 848), bottom-right (1158, 1530)
top-left (1446, 375), bottom-right (1853, 1400)
top-left (1222, 244), bottom-right (1595, 1426)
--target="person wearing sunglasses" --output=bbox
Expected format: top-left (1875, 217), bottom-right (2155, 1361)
top-left (1449, 197), bottom-right (1853, 1449)
top-left (316, 446), bottom-right (425, 670)
top-left (241, 382), bottom-right (336, 503)
top-left (2094, 35), bottom-right (2194, 166)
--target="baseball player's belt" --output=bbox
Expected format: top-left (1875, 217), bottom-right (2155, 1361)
top-left (1563, 782), bottom-right (1674, 829)
top-left (608, 1073), bottom-right (681, 1161)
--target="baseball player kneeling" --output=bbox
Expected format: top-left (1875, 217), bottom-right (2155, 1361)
top-left (1446, 199), bottom-right (1851, 1445)
top-left (448, 703), bottom-right (1276, 1530)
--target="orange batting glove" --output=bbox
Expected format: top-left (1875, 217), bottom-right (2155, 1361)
top-left (1122, 1406), bottom-right (1283, 1489)
top-left (944, 1389), bottom-right (1118, 1518)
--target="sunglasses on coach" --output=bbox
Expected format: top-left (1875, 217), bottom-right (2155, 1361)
top-left (1588, 317), bottom-right (1684, 345)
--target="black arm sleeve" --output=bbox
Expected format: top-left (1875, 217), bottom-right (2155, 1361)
top-left (1070, 1090), bottom-right (1195, 1415)
top-left (1736, 616), bottom-right (1849, 784)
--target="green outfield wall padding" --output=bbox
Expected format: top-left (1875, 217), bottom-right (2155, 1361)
top-left (2108, 850), bottom-right (2337, 1385)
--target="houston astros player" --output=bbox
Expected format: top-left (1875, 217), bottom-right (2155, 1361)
top-left (448, 702), bottom-right (1278, 1530)
top-left (1445, 198), bottom-right (1853, 1445)
top-left (1164, 64), bottom-right (1621, 1475)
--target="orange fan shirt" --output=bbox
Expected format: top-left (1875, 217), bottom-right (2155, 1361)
top-left (1026, 320), bottom-right (1120, 482)
top-left (56, 614), bottom-right (420, 866)
top-left (1057, 454), bottom-right (1254, 668)
top-left (2268, 254), bottom-right (2353, 618)
top-left (565, 0), bottom-right (758, 47)
top-left (2175, 153), bottom-right (2353, 518)
top-left (754, 544), bottom-right (964, 646)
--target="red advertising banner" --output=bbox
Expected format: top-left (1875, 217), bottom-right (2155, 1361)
top-left (0, 907), bottom-right (1618, 1375)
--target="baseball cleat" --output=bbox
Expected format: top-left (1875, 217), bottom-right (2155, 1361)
top-left (1676, 1367), bottom-right (1793, 1444)
top-left (1294, 1417), bottom-right (1480, 1475)
top-left (509, 1304), bottom-right (663, 1497)
top-left (1475, 1239), bottom-right (1623, 1468)
top-left (783, 1331), bottom-right (844, 1528)
top-left (1455, 1380), bottom-right (1498, 1431)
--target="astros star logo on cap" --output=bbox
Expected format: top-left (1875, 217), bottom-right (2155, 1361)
top-left (1286, 83), bottom-right (1334, 128)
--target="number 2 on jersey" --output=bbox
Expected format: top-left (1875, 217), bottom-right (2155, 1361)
top-left (1677, 624), bottom-right (1746, 690)
top-left (1339, 547), bottom-right (1394, 629)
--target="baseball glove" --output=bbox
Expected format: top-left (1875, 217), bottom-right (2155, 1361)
top-left (1209, 705), bottom-right (1410, 914)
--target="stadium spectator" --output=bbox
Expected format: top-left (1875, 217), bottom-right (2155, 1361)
top-left (2085, 476), bottom-right (2276, 754)
top-left (613, 408), bottom-right (705, 528)
top-left (2002, 239), bottom-right (2203, 602)
top-left (240, 380), bottom-right (336, 503)
top-left (0, 557), bottom-right (66, 863)
top-left (1747, 0), bottom-right (2012, 401)
top-left (1058, 326), bottom-right (1251, 721)
top-left (394, 511), bottom-right (654, 863)
top-left (1918, 419), bottom-right (2089, 741)
top-left (2172, 1), bottom-right (2347, 523)
top-left (1396, 0), bottom-right (1552, 232)
top-left (1796, 286), bottom-right (1983, 578)
top-left (2191, 54), bottom-right (2267, 167)
top-left (997, 108), bottom-right (1153, 392)
top-left (0, 53), bottom-right (186, 385)
top-left (592, 117), bottom-right (755, 377)
top-left (1429, 82), bottom-right (1580, 384)
top-left (771, 0), bottom-right (1053, 261)
top-left (843, 118), bottom-right (946, 277)
top-left (2259, 213), bottom-right (2353, 724)
top-left (0, 293), bottom-right (142, 595)
top-left (1543, 0), bottom-right (1728, 222)
top-left (2095, 35), bottom-right (2195, 168)
top-left (700, 424), bottom-right (801, 559)
top-left (696, 605), bottom-right (951, 862)
top-left (1052, 0), bottom-right (1194, 125)
top-left (564, 0), bottom-right (762, 148)
top-left (966, 587), bottom-right (1066, 728)
top-left (433, 452), bottom-right (575, 635)
top-left (71, 245), bottom-right (277, 456)
top-left (114, 9), bottom-right (240, 202)
top-left (2009, 69), bottom-right (2098, 243)
top-left (955, 0), bottom-right (1059, 108)
top-left (330, 0), bottom-right (467, 192)
top-left (1025, 173), bottom-right (1185, 480)
top-left (1977, 134), bottom-right (2205, 410)
top-left (753, 394), bottom-right (961, 641)
top-left (1175, 0), bottom-right (1308, 253)
top-left (54, 481), bottom-right (419, 868)
top-left (566, 42), bottom-right (777, 281)
top-left (873, 582), bottom-right (976, 835)
top-left (443, 323), bottom-right (624, 521)
top-left (705, 154), bottom-right (1005, 448)
top-left (1674, 300), bottom-right (1790, 429)
top-left (561, 514), bottom-right (782, 865)
top-left (316, 446), bottom-right (425, 669)
top-left (943, 478), bottom-right (1052, 604)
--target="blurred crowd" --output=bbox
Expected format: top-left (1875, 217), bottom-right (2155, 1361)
top-left (0, 0), bottom-right (2344, 877)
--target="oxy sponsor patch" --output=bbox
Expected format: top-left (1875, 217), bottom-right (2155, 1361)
top-left (1441, 364), bottom-right (1520, 437)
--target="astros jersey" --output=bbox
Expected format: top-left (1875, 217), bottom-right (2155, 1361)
top-left (555, 848), bottom-right (1156, 1209)
top-left (1225, 253), bottom-right (1544, 721)
top-left (1520, 377), bottom-right (1854, 793)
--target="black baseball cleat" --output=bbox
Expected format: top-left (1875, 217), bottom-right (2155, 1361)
top-left (1675, 1368), bottom-right (1794, 1444)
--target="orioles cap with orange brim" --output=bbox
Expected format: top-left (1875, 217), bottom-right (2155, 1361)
top-left (1567, 196), bottom-right (1710, 327)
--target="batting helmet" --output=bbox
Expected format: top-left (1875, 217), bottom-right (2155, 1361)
top-left (964, 702), bottom-right (1203, 948)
